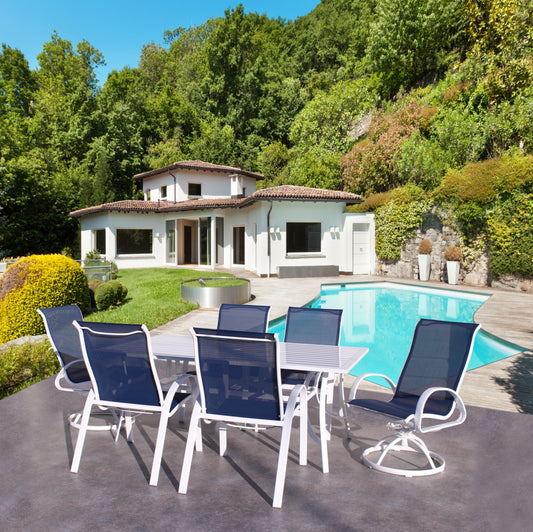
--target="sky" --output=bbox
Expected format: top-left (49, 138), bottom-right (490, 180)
top-left (1, 1), bottom-right (320, 84)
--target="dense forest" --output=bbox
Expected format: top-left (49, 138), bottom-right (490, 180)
top-left (1, 0), bottom-right (532, 277)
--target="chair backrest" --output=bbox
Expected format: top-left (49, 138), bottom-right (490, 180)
top-left (217, 303), bottom-right (271, 333)
top-left (284, 307), bottom-right (343, 346)
top-left (191, 327), bottom-right (282, 421)
top-left (395, 319), bottom-right (480, 411)
top-left (73, 321), bottom-right (163, 407)
top-left (37, 305), bottom-right (85, 380)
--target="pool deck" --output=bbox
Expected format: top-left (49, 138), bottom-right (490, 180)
top-left (154, 274), bottom-right (533, 415)
top-left (2, 274), bottom-right (533, 531)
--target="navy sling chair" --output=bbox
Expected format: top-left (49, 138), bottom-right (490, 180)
top-left (179, 327), bottom-right (306, 508)
top-left (348, 318), bottom-right (480, 477)
top-left (280, 306), bottom-right (344, 471)
top-left (38, 305), bottom-right (119, 431)
top-left (71, 321), bottom-right (196, 487)
top-left (217, 303), bottom-right (271, 333)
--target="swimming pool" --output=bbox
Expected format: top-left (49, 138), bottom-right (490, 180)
top-left (269, 282), bottom-right (524, 384)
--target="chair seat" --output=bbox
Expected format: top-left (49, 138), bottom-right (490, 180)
top-left (164, 390), bottom-right (191, 411)
top-left (65, 360), bottom-right (91, 384)
top-left (280, 369), bottom-right (307, 385)
top-left (349, 395), bottom-right (453, 419)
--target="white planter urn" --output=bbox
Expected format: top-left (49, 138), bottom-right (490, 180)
top-left (418, 254), bottom-right (431, 281)
top-left (446, 261), bottom-right (460, 285)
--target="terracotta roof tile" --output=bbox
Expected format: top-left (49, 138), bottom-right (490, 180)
top-left (69, 186), bottom-right (361, 218)
top-left (133, 160), bottom-right (264, 181)
top-left (246, 185), bottom-right (362, 203)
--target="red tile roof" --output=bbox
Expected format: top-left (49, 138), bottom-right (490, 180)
top-left (133, 160), bottom-right (264, 181)
top-left (246, 185), bottom-right (362, 202)
top-left (69, 186), bottom-right (362, 218)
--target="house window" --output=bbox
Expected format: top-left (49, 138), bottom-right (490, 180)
top-left (145, 189), bottom-right (151, 200)
top-left (233, 226), bottom-right (245, 265)
top-left (166, 220), bottom-right (176, 263)
top-left (188, 183), bottom-right (202, 196)
top-left (286, 223), bottom-right (321, 253)
top-left (199, 217), bottom-right (211, 265)
top-left (95, 229), bottom-right (106, 254)
top-left (160, 185), bottom-right (167, 199)
top-left (116, 229), bottom-right (153, 255)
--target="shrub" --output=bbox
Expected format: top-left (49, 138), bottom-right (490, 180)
top-left (94, 283), bottom-right (115, 311)
top-left (444, 245), bottom-right (463, 261)
top-left (342, 100), bottom-right (438, 195)
top-left (88, 280), bottom-right (103, 309)
top-left (487, 193), bottom-right (533, 277)
top-left (418, 239), bottom-right (433, 254)
top-left (375, 197), bottom-right (432, 260)
top-left (94, 281), bottom-right (128, 311)
top-left (108, 280), bottom-right (124, 304)
top-left (0, 339), bottom-right (60, 399)
top-left (0, 255), bottom-right (89, 343)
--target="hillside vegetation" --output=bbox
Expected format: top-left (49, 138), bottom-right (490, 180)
top-left (1, 0), bottom-right (532, 276)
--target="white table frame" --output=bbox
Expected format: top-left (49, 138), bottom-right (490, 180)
top-left (151, 334), bottom-right (367, 473)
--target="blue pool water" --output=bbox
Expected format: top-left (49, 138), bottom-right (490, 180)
top-left (269, 282), bottom-right (524, 384)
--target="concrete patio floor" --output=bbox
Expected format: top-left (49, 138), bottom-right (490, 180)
top-left (2, 274), bottom-right (533, 531)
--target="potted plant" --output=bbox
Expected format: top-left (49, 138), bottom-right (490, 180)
top-left (418, 239), bottom-right (432, 281)
top-left (444, 245), bottom-right (462, 284)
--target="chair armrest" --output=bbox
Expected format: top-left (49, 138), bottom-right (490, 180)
top-left (414, 387), bottom-right (467, 433)
top-left (54, 360), bottom-right (91, 393)
top-left (283, 383), bottom-right (306, 420)
top-left (164, 373), bottom-right (199, 413)
top-left (348, 373), bottom-right (396, 401)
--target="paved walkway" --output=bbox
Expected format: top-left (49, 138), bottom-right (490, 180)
top-left (153, 274), bottom-right (533, 414)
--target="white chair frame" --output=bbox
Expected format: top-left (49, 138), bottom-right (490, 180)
top-left (71, 321), bottom-right (197, 486)
top-left (178, 328), bottom-right (306, 508)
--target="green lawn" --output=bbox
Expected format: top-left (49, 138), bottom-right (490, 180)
top-left (86, 268), bottom-right (233, 330)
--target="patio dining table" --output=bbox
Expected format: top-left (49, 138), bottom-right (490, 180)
top-left (151, 333), bottom-right (368, 473)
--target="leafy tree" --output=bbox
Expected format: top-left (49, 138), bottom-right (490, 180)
top-left (367, 0), bottom-right (468, 98)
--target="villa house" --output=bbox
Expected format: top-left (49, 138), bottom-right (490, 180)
top-left (70, 160), bottom-right (375, 278)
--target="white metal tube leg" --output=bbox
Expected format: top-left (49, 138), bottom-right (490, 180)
top-left (149, 410), bottom-right (171, 486)
top-left (70, 390), bottom-right (96, 473)
top-left (318, 376), bottom-right (330, 474)
top-left (178, 401), bottom-right (201, 495)
top-left (299, 392), bottom-right (308, 466)
top-left (272, 420), bottom-right (293, 508)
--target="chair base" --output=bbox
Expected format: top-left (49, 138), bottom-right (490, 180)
top-left (361, 433), bottom-right (445, 477)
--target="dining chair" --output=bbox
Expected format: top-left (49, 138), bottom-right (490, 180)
top-left (179, 327), bottom-right (306, 508)
top-left (348, 318), bottom-right (480, 476)
top-left (38, 305), bottom-right (120, 432)
top-left (281, 306), bottom-right (343, 471)
top-left (71, 320), bottom-right (196, 487)
top-left (217, 303), bottom-right (271, 333)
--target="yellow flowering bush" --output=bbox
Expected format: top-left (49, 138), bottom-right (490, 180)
top-left (0, 255), bottom-right (89, 343)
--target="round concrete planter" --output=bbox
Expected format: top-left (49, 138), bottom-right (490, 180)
top-left (181, 277), bottom-right (251, 308)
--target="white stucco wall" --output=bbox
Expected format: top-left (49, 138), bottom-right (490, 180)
top-left (142, 169), bottom-right (258, 202)
top-left (80, 212), bottom-right (167, 269)
top-left (253, 201), bottom-right (347, 276)
top-left (79, 201), bottom-right (375, 276)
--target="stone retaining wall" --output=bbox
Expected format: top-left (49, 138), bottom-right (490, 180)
top-left (375, 212), bottom-right (531, 291)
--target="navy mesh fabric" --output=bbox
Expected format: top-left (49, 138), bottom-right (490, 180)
top-left (282, 307), bottom-right (343, 384)
top-left (193, 328), bottom-right (281, 421)
top-left (76, 321), bottom-right (161, 407)
top-left (38, 305), bottom-right (89, 383)
top-left (284, 307), bottom-right (342, 345)
top-left (217, 304), bottom-right (270, 333)
top-left (350, 319), bottom-right (479, 418)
